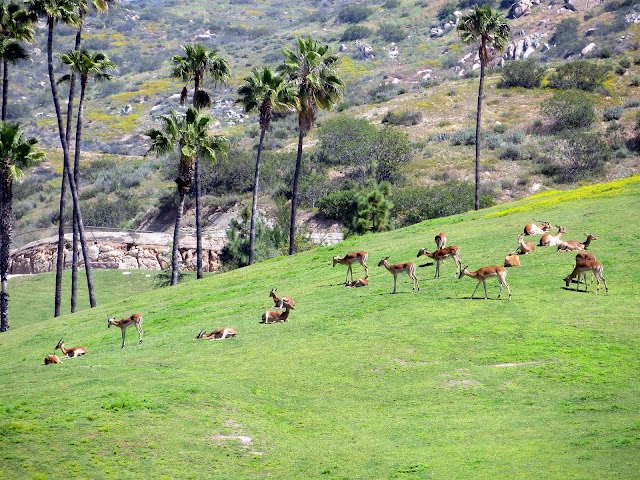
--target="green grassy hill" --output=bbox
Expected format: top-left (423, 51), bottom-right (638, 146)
top-left (1, 176), bottom-right (639, 479)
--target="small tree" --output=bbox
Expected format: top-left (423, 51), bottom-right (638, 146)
top-left (346, 181), bottom-right (393, 237)
top-left (548, 60), bottom-right (611, 92)
top-left (498, 59), bottom-right (545, 89)
top-left (541, 89), bottom-right (596, 131)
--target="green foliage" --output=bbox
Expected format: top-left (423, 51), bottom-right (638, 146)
top-left (316, 189), bottom-right (357, 222)
top-left (381, 110), bottom-right (423, 126)
top-left (603, 106), bottom-right (623, 122)
top-left (548, 60), bottom-right (611, 92)
top-left (550, 18), bottom-right (581, 58)
top-left (458, 0), bottom-right (496, 7)
top-left (450, 128), bottom-right (476, 146)
top-left (378, 23), bottom-right (407, 43)
top-left (345, 181), bottom-right (393, 236)
top-left (76, 195), bottom-right (142, 228)
top-left (437, 2), bottom-right (457, 21)
top-left (341, 25), bottom-right (372, 41)
top-left (498, 59), bottom-right (546, 89)
top-left (541, 90), bottom-right (596, 131)
top-left (372, 125), bottom-right (413, 183)
top-left (499, 144), bottom-right (523, 161)
top-left (317, 115), bottom-right (378, 167)
top-left (337, 5), bottom-right (373, 23)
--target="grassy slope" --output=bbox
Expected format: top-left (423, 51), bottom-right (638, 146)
top-left (1, 177), bottom-right (639, 480)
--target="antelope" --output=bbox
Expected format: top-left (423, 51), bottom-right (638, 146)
top-left (195, 327), bottom-right (237, 340)
top-left (345, 276), bottom-right (369, 288)
top-left (458, 265), bottom-right (511, 300)
top-left (333, 251), bottom-right (368, 284)
top-left (269, 288), bottom-right (296, 309)
top-left (44, 354), bottom-right (62, 365)
top-left (513, 234), bottom-right (535, 255)
top-left (377, 257), bottom-right (419, 294)
top-left (54, 339), bottom-right (88, 359)
top-left (523, 220), bottom-right (553, 235)
top-left (262, 299), bottom-right (295, 324)
top-left (504, 253), bottom-right (520, 267)
top-left (539, 226), bottom-right (568, 247)
top-left (435, 232), bottom-right (447, 250)
top-left (557, 233), bottom-right (597, 252)
top-left (108, 313), bottom-right (144, 348)
top-left (574, 251), bottom-right (597, 286)
top-left (416, 246), bottom-right (461, 278)
top-left (563, 260), bottom-right (608, 294)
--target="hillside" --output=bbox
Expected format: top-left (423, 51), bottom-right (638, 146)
top-left (1, 176), bottom-right (639, 479)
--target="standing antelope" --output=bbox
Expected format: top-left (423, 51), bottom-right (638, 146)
top-left (54, 339), bottom-right (88, 359)
top-left (417, 246), bottom-right (462, 278)
top-left (539, 226), bottom-right (568, 247)
top-left (195, 328), bottom-right (237, 340)
top-left (261, 299), bottom-right (295, 324)
top-left (523, 220), bottom-right (553, 235)
top-left (269, 288), bottom-right (296, 309)
top-left (572, 251), bottom-right (597, 286)
top-left (557, 234), bottom-right (597, 252)
top-left (108, 313), bottom-right (144, 348)
top-left (345, 276), bottom-right (369, 288)
top-left (458, 265), bottom-right (511, 300)
top-left (563, 260), bottom-right (608, 294)
top-left (504, 253), bottom-right (520, 267)
top-left (435, 232), bottom-right (447, 250)
top-left (332, 251), bottom-right (368, 284)
top-left (513, 234), bottom-right (535, 255)
top-left (44, 354), bottom-right (62, 365)
top-left (377, 257), bottom-right (419, 294)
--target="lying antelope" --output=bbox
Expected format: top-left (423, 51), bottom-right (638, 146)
top-left (504, 253), bottom-right (520, 267)
top-left (195, 328), bottom-right (237, 340)
top-left (332, 251), bottom-right (368, 284)
top-left (108, 313), bottom-right (143, 348)
top-left (44, 354), bottom-right (62, 365)
top-left (417, 246), bottom-right (461, 278)
top-left (557, 233), bottom-right (597, 252)
top-left (539, 226), bottom-right (568, 247)
top-left (563, 260), bottom-right (608, 294)
top-left (269, 288), bottom-right (296, 309)
top-left (54, 339), bottom-right (88, 359)
top-left (513, 234), bottom-right (535, 255)
top-left (435, 232), bottom-right (447, 250)
top-left (345, 276), bottom-right (369, 288)
top-left (378, 257), bottom-right (419, 294)
top-left (523, 220), bottom-right (553, 235)
top-left (261, 299), bottom-right (295, 324)
top-left (458, 265), bottom-right (511, 300)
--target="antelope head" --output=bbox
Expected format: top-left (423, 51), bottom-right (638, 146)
top-left (55, 338), bottom-right (63, 350)
top-left (458, 266), bottom-right (469, 280)
top-left (195, 329), bottom-right (205, 340)
top-left (417, 248), bottom-right (430, 258)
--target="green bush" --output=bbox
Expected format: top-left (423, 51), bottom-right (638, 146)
top-left (603, 107), bottom-right (623, 122)
top-left (499, 144), bottom-right (522, 161)
top-left (450, 129), bottom-right (475, 146)
top-left (337, 5), bottom-right (373, 23)
top-left (624, 98), bottom-right (640, 108)
top-left (372, 126), bottom-right (413, 184)
top-left (437, 2), bottom-right (457, 21)
top-left (498, 59), bottom-right (546, 89)
top-left (378, 23), bottom-right (407, 43)
top-left (381, 110), bottom-right (423, 126)
top-left (317, 115), bottom-right (378, 168)
top-left (345, 182), bottom-right (394, 237)
top-left (317, 190), bottom-right (357, 222)
top-left (550, 18), bottom-right (581, 58)
top-left (341, 25), bottom-right (372, 41)
top-left (541, 89), bottom-right (596, 131)
top-left (548, 60), bottom-right (611, 92)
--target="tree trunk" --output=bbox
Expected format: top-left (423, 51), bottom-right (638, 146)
top-left (289, 127), bottom-right (305, 255)
top-left (54, 161), bottom-right (67, 317)
top-left (0, 176), bottom-right (11, 332)
top-left (195, 155), bottom-right (203, 279)
top-left (249, 127), bottom-right (267, 265)
top-left (474, 44), bottom-right (485, 211)
top-left (171, 192), bottom-right (186, 286)
top-left (2, 58), bottom-right (8, 121)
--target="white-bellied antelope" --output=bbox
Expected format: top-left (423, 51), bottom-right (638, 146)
top-left (513, 234), bottom-right (535, 255)
top-left (523, 220), bottom-right (553, 235)
top-left (44, 354), bottom-right (62, 365)
top-left (539, 226), bottom-right (568, 247)
top-left (435, 232), bottom-right (447, 250)
top-left (261, 299), bottom-right (295, 324)
top-left (557, 233), bottom-right (597, 252)
top-left (269, 288), bottom-right (296, 309)
top-left (458, 265), bottom-right (511, 300)
top-left (377, 257), bottom-right (419, 294)
top-left (195, 328), bottom-right (237, 340)
top-left (345, 276), bottom-right (369, 288)
top-left (54, 339), bottom-right (88, 359)
top-left (332, 251), bottom-right (369, 284)
top-left (563, 260), bottom-right (608, 294)
top-left (504, 253), bottom-right (520, 267)
top-left (108, 313), bottom-right (143, 348)
top-left (572, 251), bottom-right (597, 286)
top-left (417, 246), bottom-right (462, 278)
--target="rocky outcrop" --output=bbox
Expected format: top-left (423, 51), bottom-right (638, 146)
top-left (503, 32), bottom-right (548, 61)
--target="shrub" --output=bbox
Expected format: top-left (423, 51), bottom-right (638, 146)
top-left (450, 129), bottom-right (475, 146)
top-left (550, 18), bottom-right (581, 58)
top-left (484, 133), bottom-right (503, 150)
top-left (345, 182), bottom-right (394, 237)
top-left (541, 90), bottom-right (596, 131)
top-left (317, 115), bottom-right (378, 167)
top-left (383, 0), bottom-right (400, 7)
top-left (499, 144), bottom-right (522, 161)
top-left (624, 98), bottom-right (640, 108)
top-left (498, 59), bottom-right (546, 89)
top-left (381, 110), bottom-right (423, 126)
top-left (378, 23), bottom-right (407, 43)
top-left (373, 126), bottom-right (413, 184)
top-left (437, 2), bottom-right (457, 21)
top-left (337, 5), bottom-right (372, 23)
top-left (317, 190), bottom-right (357, 222)
top-left (630, 78), bottom-right (640, 87)
top-left (548, 60), bottom-right (612, 92)
top-left (620, 58), bottom-right (632, 68)
top-left (493, 123), bottom-right (508, 134)
top-left (504, 130), bottom-right (525, 144)
top-left (603, 106), bottom-right (623, 122)
top-left (341, 25), bottom-right (372, 41)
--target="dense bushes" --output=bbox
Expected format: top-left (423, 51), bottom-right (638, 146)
top-left (541, 90), bottom-right (596, 130)
top-left (378, 23), bottom-right (407, 43)
top-left (341, 25), bottom-right (372, 41)
top-left (550, 18), bottom-right (581, 58)
top-left (548, 60), bottom-right (611, 92)
top-left (337, 5), bottom-right (373, 23)
top-left (498, 59), bottom-right (546, 89)
top-left (381, 110), bottom-right (423, 126)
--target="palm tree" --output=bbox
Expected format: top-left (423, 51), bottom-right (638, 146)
top-left (277, 36), bottom-right (344, 255)
top-left (0, 122), bottom-right (43, 331)
top-left (458, 5), bottom-right (510, 211)
top-left (145, 107), bottom-right (229, 286)
top-left (236, 67), bottom-right (295, 265)
top-left (59, 48), bottom-right (116, 311)
top-left (171, 44), bottom-right (230, 279)
top-left (0, 2), bottom-right (35, 121)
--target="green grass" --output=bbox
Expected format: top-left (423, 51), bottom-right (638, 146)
top-left (1, 176), bottom-right (639, 479)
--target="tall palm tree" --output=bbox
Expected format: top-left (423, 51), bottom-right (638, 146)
top-left (145, 107), bottom-right (229, 286)
top-left (236, 67), bottom-right (295, 265)
top-left (171, 44), bottom-right (230, 279)
top-left (0, 122), bottom-right (43, 331)
top-left (458, 5), bottom-right (510, 211)
top-left (59, 48), bottom-right (116, 311)
top-left (277, 36), bottom-right (344, 255)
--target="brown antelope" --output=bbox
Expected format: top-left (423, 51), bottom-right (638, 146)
top-left (513, 234), bottom-right (535, 255)
top-left (539, 226), bottom-right (568, 247)
top-left (345, 276), bottom-right (369, 288)
top-left (417, 246), bottom-right (461, 278)
top-left (458, 265), bottom-right (511, 300)
top-left (261, 299), bottom-right (295, 324)
top-left (557, 234), bottom-right (597, 252)
top-left (269, 288), bottom-right (296, 309)
top-left (574, 251), bottom-right (597, 286)
top-left (195, 328), bottom-right (237, 340)
top-left (523, 220), bottom-right (553, 235)
top-left (108, 313), bottom-right (144, 348)
top-left (563, 260), bottom-right (608, 294)
top-left (44, 354), bottom-right (62, 365)
top-left (504, 253), bottom-right (520, 267)
top-left (435, 232), bottom-right (447, 250)
top-left (54, 339), bottom-right (88, 359)
top-left (332, 251), bottom-right (368, 284)
top-left (377, 257), bottom-right (419, 294)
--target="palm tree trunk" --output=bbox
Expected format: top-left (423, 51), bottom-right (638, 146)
top-left (195, 155), bottom-right (203, 279)
top-left (2, 58), bottom-right (8, 121)
top-left (289, 127), bottom-right (305, 255)
top-left (249, 127), bottom-right (267, 265)
top-left (474, 47), bottom-right (485, 211)
top-left (0, 175), bottom-right (11, 331)
top-left (171, 192), bottom-right (185, 286)
top-left (71, 81), bottom-right (86, 313)
top-left (54, 161), bottom-right (67, 317)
